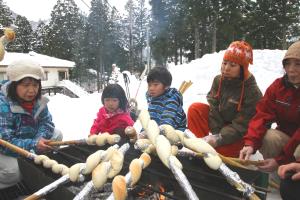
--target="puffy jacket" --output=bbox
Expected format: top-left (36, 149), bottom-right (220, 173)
top-left (244, 75), bottom-right (300, 164)
top-left (146, 88), bottom-right (187, 131)
top-left (90, 107), bottom-right (134, 136)
top-left (0, 82), bottom-right (55, 156)
top-left (207, 74), bottom-right (262, 145)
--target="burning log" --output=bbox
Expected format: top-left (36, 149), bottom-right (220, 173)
top-left (73, 143), bottom-right (130, 200)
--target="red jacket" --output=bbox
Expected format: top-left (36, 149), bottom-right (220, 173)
top-left (244, 76), bottom-right (300, 165)
top-left (90, 107), bottom-right (134, 136)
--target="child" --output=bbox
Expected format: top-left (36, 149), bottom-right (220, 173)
top-left (188, 41), bottom-right (262, 157)
top-left (146, 67), bottom-right (186, 131)
top-left (89, 84), bottom-right (134, 136)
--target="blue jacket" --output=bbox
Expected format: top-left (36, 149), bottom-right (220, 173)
top-left (0, 82), bottom-right (55, 156)
top-left (146, 88), bottom-right (186, 131)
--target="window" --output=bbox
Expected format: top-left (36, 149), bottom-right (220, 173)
top-left (0, 72), bottom-right (6, 81)
top-left (44, 71), bottom-right (48, 81)
top-left (58, 71), bottom-right (66, 81)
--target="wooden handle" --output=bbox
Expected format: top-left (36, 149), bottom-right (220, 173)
top-left (24, 194), bottom-right (41, 200)
top-left (0, 139), bottom-right (33, 158)
top-left (178, 81), bottom-right (186, 93)
top-left (47, 139), bottom-right (85, 146)
top-left (228, 157), bottom-right (264, 166)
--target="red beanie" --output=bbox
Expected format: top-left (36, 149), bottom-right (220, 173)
top-left (223, 41), bottom-right (253, 79)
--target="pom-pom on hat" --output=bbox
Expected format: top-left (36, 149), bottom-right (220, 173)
top-left (6, 59), bottom-right (45, 82)
top-left (223, 41), bottom-right (253, 79)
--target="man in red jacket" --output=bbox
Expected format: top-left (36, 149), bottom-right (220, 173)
top-left (239, 41), bottom-right (300, 172)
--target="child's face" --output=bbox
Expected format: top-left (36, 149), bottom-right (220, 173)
top-left (147, 80), bottom-right (168, 97)
top-left (283, 58), bottom-right (300, 85)
top-left (221, 60), bottom-right (241, 79)
top-left (103, 98), bottom-right (120, 113)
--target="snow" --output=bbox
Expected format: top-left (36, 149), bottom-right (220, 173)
top-left (0, 51), bottom-right (75, 68)
top-left (58, 80), bottom-right (89, 97)
top-left (48, 49), bottom-right (286, 141)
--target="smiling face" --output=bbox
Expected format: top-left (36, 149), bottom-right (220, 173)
top-left (16, 78), bottom-right (40, 102)
top-left (283, 58), bottom-right (300, 85)
top-left (221, 60), bottom-right (241, 79)
top-left (103, 97), bottom-right (120, 113)
top-left (147, 80), bottom-right (168, 97)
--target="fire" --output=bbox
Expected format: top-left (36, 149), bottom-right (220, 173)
top-left (158, 183), bottom-right (166, 200)
top-left (137, 183), bottom-right (167, 200)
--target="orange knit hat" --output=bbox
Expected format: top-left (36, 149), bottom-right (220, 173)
top-left (223, 41), bottom-right (253, 79)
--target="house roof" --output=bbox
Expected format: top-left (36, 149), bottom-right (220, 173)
top-left (0, 51), bottom-right (75, 68)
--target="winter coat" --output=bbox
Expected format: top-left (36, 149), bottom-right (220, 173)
top-left (207, 74), bottom-right (262, 146)
top-left (90, 107), bottom-right (134, 136)
top-left (146, 88), bottom-right (187, 131)
top-left (0, 82), bottom-right (55, 156)
top-left (244, 75), bottom-right (300, 164)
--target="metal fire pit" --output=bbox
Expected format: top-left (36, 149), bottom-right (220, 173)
top-left (18, 142), bottom-right (269, 200)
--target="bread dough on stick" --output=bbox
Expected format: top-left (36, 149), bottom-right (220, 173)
top-left (83, 150), bottom-right (105, 174)
top-left (145, 120), bottom-right (160, 145)
top-left (92, 162), bottom-right (110, 188)
top-left (112, 175), bottom-right (127, 200)
top-left (155, 135), bottom-right (172, 167)
top-left (138, 109), bottom-right (150, 129)
top-left (184, 138), bottom-right (222, 170)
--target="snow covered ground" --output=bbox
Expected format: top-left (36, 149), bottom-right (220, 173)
top-left (47, 49), bottom-right (285, 199)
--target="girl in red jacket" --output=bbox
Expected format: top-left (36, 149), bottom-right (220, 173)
top-left (89, 84), bottom-right (134, 137)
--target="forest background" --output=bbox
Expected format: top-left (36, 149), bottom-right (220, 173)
top-left (1, 0), bottom-right (299, 90)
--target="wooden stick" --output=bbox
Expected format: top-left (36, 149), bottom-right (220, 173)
top-left (181, 81), bottom-right (193, 94)
top-left (228, 157), bottom-right (264, 166)
top-left (47, 139), bottom-right (85, 146)
top-left (178, 81), bottom-right (186, 93)
top-left (0, 139), bottom-right (35, 159)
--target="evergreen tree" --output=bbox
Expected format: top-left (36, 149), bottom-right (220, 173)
top-left (7, 15), bottom-right (33, 53)
top-left (85, 0), bottom-right (111, 90)
top-left (46, 0), bottom-right (83, 60)
top-left (32, 21), bottom-right (50, 54)
top-left (0, 0), bottom-right (13, 27)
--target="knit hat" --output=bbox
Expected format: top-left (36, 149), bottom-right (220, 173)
top-left (223, 41), bottom-right (253, 79)
top-left (283, 41), bottom-right (300, 64)
top-left (6, 59), bottom-right (45, 82)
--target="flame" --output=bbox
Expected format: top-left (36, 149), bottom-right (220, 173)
top-left (158, 183), bottom-right (166, 200)
top-left (137, 183), bottom-right (167, 199)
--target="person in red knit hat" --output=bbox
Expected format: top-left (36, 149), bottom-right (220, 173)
top-left (187, 41), bottom-right (262, 157)
top-left (239, 41), bottom-right (300, 172)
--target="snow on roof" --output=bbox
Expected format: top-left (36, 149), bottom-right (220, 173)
top-left (58, 80), bottom-right (89, 97)
top-left (0, 51), bottom-right (75, 68)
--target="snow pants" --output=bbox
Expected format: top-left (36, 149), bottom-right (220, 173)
top-left (187, 102), bottom-right (244, 157)
top-left (0, 128), bottom-right (63, 189)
